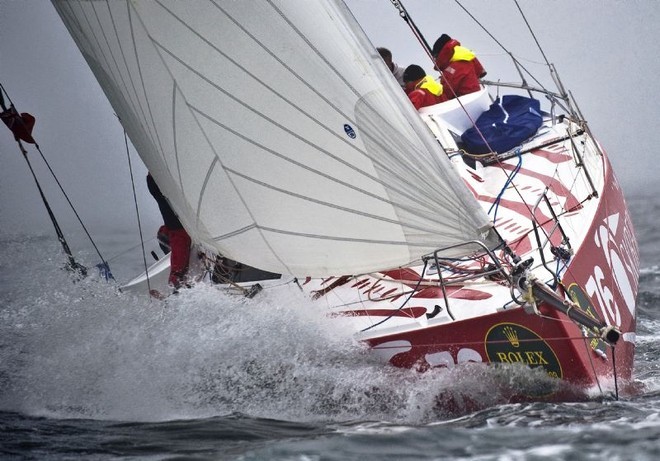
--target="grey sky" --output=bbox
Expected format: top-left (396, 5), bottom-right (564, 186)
top-left (1, 0), bottom-right (658, 242)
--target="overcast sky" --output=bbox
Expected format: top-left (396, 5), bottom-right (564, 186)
top-left (1, 1), bottom-right (658, 242)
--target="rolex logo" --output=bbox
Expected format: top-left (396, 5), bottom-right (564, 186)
top-left (503, 326), bottom-right (520, 347)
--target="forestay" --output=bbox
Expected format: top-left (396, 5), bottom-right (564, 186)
top-left (53, 0), bottom-right (495, 277)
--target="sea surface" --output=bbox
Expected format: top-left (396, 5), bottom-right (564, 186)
top-left (1, 191), bottom-right (659, 460)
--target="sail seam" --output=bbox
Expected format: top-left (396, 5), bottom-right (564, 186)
top-left (152, 0), bottom-right (447, 215)
top-left (224, 167), bottom-right (447, 235)
top-left (213, 226), bottom-right (426, 247)
top-left (190, 105), bottom-right (449, 232)
top-left (186, 102), bottom-right (294, 274)
top-left (64, 1), bottom-right (166, 168)
top-left (126, 1), bottom-right (179, 173)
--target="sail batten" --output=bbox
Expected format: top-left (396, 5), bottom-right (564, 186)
top-left (53, 0), bottom-right (496, 276)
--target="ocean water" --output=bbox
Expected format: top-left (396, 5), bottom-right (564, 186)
top-left (1, 192), bottom-right (659, 460)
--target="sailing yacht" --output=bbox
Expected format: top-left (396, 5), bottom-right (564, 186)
top-left (50, 0), bottom-right (639, 401)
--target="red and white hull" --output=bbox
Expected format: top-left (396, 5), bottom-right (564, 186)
top-left (123, 93), bottom-right (639, 400)
top-left (299, 101), bottom-right (639, 397)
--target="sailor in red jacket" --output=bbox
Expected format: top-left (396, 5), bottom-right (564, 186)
top-left (403, 64), bottom-right (446, 110)
top-left (432, 34), bottom-right (486, 100)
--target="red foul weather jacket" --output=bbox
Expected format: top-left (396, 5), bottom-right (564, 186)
top-left (406, 76), bottom-right (446, 110)
top-left (435, 39), bottom-right (486, 100)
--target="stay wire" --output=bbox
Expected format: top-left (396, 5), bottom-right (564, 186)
top-left (513, 0), bottom-right (551, 69)
top-left (390, 1), bottom-right (498, 170)
top-left (452, 0), bottom-right (550, 94)
top-left (390, 0), bottom-right (536, 216)
top-left (22, 143), bottom-right (87, 277)
top-left (438, 3), bottom-right (571, 246)
top-left (1, 83), bottom-right (108, 273)
top-left (488, 148), bottom-right (523, 222)
top-left (33, 143), bottom-right (110, 268)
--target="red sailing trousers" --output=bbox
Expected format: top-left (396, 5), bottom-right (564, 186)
top-left (168, 228), bottom-right (191, 287)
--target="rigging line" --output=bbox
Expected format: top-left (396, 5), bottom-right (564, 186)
top-left (548, 182), bottom-right (597, 289)
top-left (20, 143), bottom-right (87, 277)
top-left (483, 148), bottom-right (562, 241)
top-left (511, 0), bottom-right (577, 120)
top-left (533, 296), bottom-right (612, 347)
top-left (0, 83), bottom-right (108, 269)
top-left (488, 148), bottom-right (523, 221)
top-left (513, 0), bottom-right (551, 70)
top-left (388, 1), bottom-right (499, 161)
top-left (104, 236), bottom-right (157, 263)
top-left (33, 143), bottom-right (110, 266)
top-left (360, 259), bottom-right (429, 332)
top-left (123, 128), bottom-right (152, 297)
top-left (452, 0), bottom-right (551, 94)
top-left (390, 0), bottom-right (435, 63)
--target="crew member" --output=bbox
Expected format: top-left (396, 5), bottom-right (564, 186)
top-left (432, 34), bottom-right (486, 100)
top-left (377, 47), bottom-right (406, 88)
top-left (147, 172), bottom-right (191, 289)
top-left (403, 64), bottom-right (446, 109)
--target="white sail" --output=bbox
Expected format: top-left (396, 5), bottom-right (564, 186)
top-left (53, 0), bottom-right (495, 276)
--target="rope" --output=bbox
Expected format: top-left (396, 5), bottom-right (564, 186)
top-left (389, 0), bottom-right (435, 63)
top-left (361, 259), bottom-right (429, 332)
top-left (389, 1), bottom-right (500, 180)
top-left (123, 128), bottom-right (152, 296)
top-left (22, 146), bottom-right (87, 277)
top-left (447, 0), bottom-right (583, 219)
top-left (488, 148), bottom-right (522, 222)
top-left (32, 142), bottom-right (110, 268)
top-left (103, 236), bottom-right (157, 264)
top-left (1, 83), bottom-right (108, 277)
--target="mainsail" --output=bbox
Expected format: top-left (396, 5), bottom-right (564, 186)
top-left (53, 0), bottom-right (495, 276)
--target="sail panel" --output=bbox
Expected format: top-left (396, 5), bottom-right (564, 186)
top-left (53, 0), bottom-right (495, 276)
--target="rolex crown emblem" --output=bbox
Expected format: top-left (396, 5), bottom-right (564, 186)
top-left (503, 325), bottom-right (520, 347)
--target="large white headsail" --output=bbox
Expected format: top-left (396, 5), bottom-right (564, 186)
top-left (53, 0), bottom-right (495, 276)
